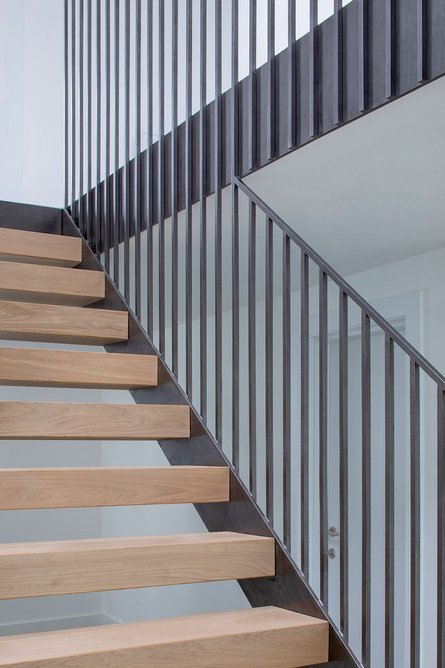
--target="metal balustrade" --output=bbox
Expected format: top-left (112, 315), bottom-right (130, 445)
top-left (64, 1), bottom-right (445, 665)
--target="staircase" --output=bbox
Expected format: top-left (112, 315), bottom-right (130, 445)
top-left (0, 226), bottom-right (329, 666)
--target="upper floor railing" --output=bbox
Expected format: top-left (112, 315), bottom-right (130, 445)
top-left (64, 2), bottom-right (445, 666)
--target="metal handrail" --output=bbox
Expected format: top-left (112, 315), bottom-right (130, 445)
top-left (234, 175), bottom-right (445, 389)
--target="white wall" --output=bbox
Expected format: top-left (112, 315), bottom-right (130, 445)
top-left (0, 0), bottom-right (64, 208)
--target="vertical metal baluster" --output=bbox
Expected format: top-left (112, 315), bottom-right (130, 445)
top-left (146, 0), bottom-right (153, 337)
top-left (113, 0), bottom-right (120, 286)
top-left (248, 0), bottom-right (257, 171)
top-left (134, 0), bottom-right (142, 318)
top-left (199, 0), bottom-right (207, 418)
top-left (87, 0), bottom-right (92, 242)
top-left (359, 0), bottom-right (369, 113)
top-left (385, 0), bottom-right (396, 100)
top-left (79, 0), bottom-right (84, 233)
top-left (437, 385), bottom-right (445, 668)
top-left (283, 234), bottom-right (291, 547)
top-left (301, 251), bottom-right (309, 575)
top-left (361, 311), bottom-right (371, 667)
top-left (71, 0), bottom-right (76, 221)
top-left (265, 217), bottom-right (274, 521)
top-left (171, 0), bottom-right (179, 376)
top-left (267, 0), bottom-right (275, 161)
top-left (185, 0), bottom-right (193, 396)
top-left (105, 0), bottom-right (111, 272)
top-left (158, 0), bottom-right (165, 355)
top-left (309, 0), bottom-right (318, 137)
top-left (287, 0), bottom-right (296, 148)
top-left (124, 0), bottom-right (130, 302)
top-left (385, 334), bottom-right (395, 668)
top-left (333, 0), bottom-right (343, 126)
top-left (232, 0), bottom-right (240, 471)
top-left (215, 0), bottom-right (222, 443)
top-left (339, 289), bottom-right (349, 638)
top-left (64, 0), bottom-right (69, 209)
top-left (319, 270), bottom-right (328, 605)
top-left (410, 360), bottom-right (421, 668)
top-left (248, 200), bottom-right (257, 498)
top-left (96, 0), bottom-right (102, 259)
top-left (417, 0), bottom-right (428, 83)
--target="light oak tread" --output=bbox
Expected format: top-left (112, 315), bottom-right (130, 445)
top-left (0, 228), bottom-right (82, 267)
top-left (0, 532), bottom-right (275, 599)
top-left (0, 607), bottom-right (328, 667)
top-left (0, 260), bottom-right (104, 305)
top-left (0, 348), bottom-right (157, 388)
top-left (0, 466), bottom-right (230, 509)
top-left (0, 402), bottom-right (190, 440)
top-left (0, 300), bottom-right (128, 344)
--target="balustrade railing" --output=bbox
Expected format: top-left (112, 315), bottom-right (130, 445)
top-left (64, 2), bottom-right (445, 666)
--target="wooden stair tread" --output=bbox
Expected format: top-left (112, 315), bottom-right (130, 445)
top-left (0, 228), bottom-right (82, 267)
top-left (0, 300), bottom-right (128, 344)
top-left (0, 532), bottom-right (275, 599)
top-left (0, 466), bottom-right (229, 509)
top-left (0, 348), bottom-right (157, 388)
top-left (0, 607), bottom-right (328, 667)
top-left (0, 260), bottom-right (105, 305)
top-left (0, 402), bottom-right (190, 440)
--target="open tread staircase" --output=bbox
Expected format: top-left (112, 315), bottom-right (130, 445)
top-left (0, 226), bottom-right (329, 666)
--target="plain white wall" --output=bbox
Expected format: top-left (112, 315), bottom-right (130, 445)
top-left (0, 0), bottom-right (64, 207)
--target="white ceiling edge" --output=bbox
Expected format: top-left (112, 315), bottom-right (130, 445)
top-left (245, 76), bottom-right (445, 278)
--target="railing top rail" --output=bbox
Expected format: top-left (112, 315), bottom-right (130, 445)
top-left (234, 175), bottom-right (445, 389)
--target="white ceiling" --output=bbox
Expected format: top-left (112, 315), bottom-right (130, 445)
top-left (245, 76), bottom-right (445, 278)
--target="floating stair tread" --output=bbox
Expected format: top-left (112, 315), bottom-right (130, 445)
top-left (0, 260), bottom-right (105, 305)
top-left (0, 348), bottom-right (157, 388)
top-left (0, 300), bottom-right (128, 344)
top-left (0, 532), bottom-right (275, 599)
top-left (0, 466), bottom-right (230, 509)
top-left (0, 607), bottom-right (328, 667)
top-left (0, 402), bottom-right (190, 440)
top-left (0, 228), bottom-right (82, 267)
